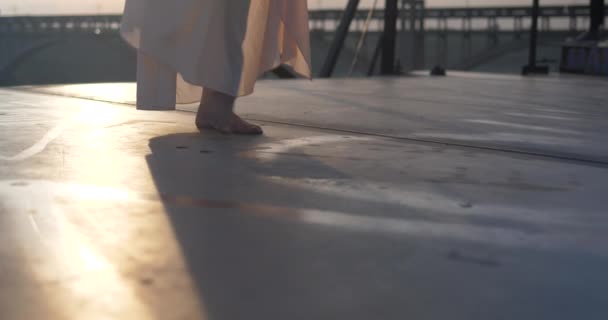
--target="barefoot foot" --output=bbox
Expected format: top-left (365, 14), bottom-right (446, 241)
top-left (196, 112), bottom-right (263, 135)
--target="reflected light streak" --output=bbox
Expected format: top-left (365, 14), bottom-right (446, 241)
top-left (254, 135), bottom-right (372, 161)
top-left (412, 132), bottom-right (582, 146)
top-left (78, 245), bottom-right (110, 272)
top-left (74, 103), bottom-right (121, 126)
top-left (464, 119), bottom-right (581, 135)
top-left (0, 102), bottom-right (120, 162)
top-left (240, 200), bottom-right (599, 254)
top-left (0, 180), bottom-right (206, 319)
top-left (262, 176), bottom-right (597, 226)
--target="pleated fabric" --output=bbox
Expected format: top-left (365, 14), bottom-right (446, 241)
top-left (121, 0), bottom-right (312, 106)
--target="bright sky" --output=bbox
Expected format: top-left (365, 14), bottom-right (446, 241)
top-left (0, 0), bottom-right (588, 15)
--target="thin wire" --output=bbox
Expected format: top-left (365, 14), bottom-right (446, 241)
top-left (349, 0), bottom-right (380, 76)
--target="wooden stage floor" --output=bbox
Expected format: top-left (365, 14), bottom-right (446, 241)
top-left (1, 72), bottom-right (607, 319)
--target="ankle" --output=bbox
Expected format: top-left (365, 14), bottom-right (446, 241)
top-left (198, 90), bottom-right (236, 116)
top-left (203, 89), bottom-right (235, 108)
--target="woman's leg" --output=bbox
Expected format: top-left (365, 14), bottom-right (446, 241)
top-left (195, 89), bottom-right (263, 135)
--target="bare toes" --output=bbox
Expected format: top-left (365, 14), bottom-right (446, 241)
top-left (230, 116), bottom-right (263, 135)
top-left (196, 116), bottom-right (262, 135)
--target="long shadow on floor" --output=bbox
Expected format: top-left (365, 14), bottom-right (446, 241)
top-left (145, 132), bottom-right (415, 320)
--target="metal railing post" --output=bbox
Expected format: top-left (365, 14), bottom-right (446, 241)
top-left (381, 0), bottom-right (399, 74)
top-left (319, 0), bottom-right (360, 78)
top-left (522, 0), bottom-right (549, 74)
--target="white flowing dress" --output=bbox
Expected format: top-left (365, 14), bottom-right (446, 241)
top-left (120, 0), bottom-right (312, 109)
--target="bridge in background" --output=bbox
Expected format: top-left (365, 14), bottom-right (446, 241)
top-left (0, 6), bottom-right (601, 84)
top-left (0, 6), bottom-right (602, 34)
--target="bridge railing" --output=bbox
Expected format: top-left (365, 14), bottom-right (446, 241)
top-left (0, 5), bottom-right (603, 35)
top-left (0, 15), bottom-right (122, 34)
top-left (310, 5), bottom-right (601, 32)
top-left (310, 5), bottom-right (597, 20)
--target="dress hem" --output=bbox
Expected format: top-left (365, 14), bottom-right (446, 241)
top-left (121, 31), bottom-right (312, 105)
